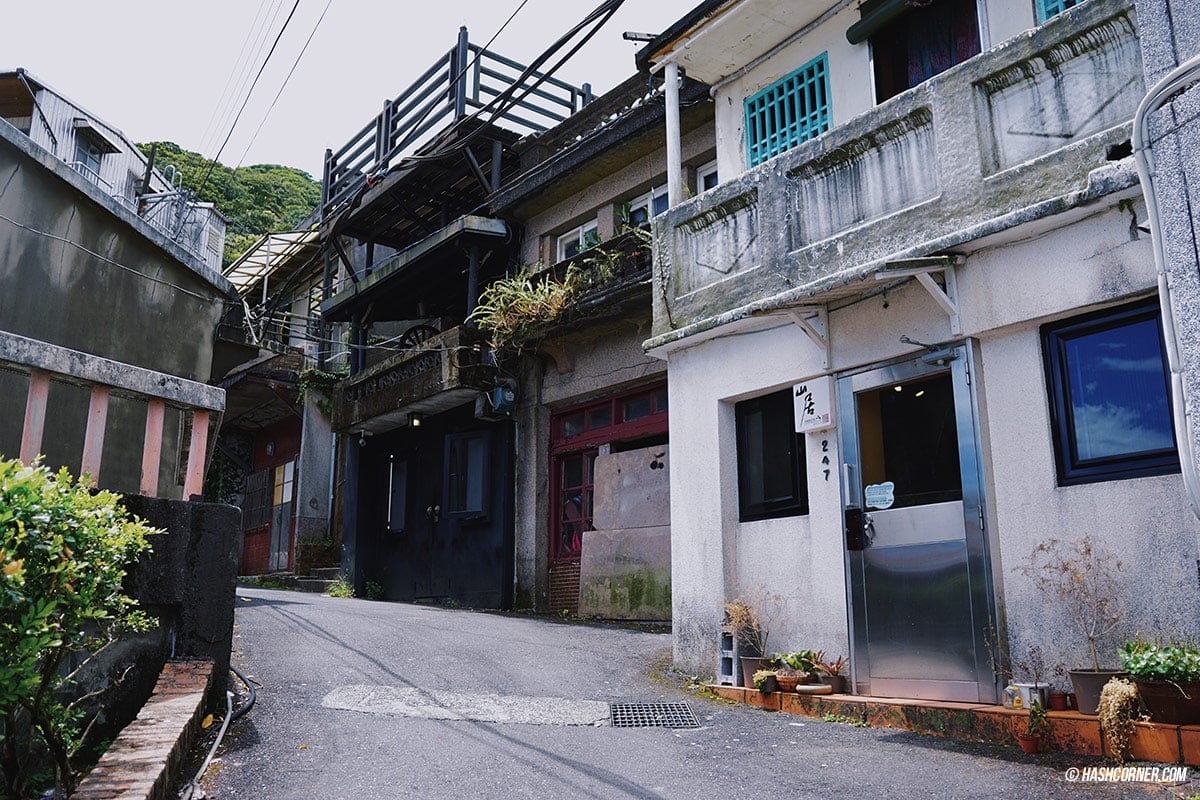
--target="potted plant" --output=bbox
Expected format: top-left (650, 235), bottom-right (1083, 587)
top-left (1118, 638), bottom-right (1200, 724)
top-left (774, 650), bottom-right (819, 692)
top-left (1047, 664), bottom-right (1072, 710)
top-left (1015, 701), bottom-right (1052, 754)
top-left (815, 654), bottom-right (850, 694)
top-left (1021, 535), bottom-right (1125, 715)
top-left (752, 669), bottom-right (779, 694)
top-left (725, 598), bottom-right (772, 689)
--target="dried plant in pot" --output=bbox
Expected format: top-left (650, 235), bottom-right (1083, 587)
top-left (725, 597), bottom-right (773, 689)
top-left (1097, 677), bottom-right (1142, 764)
top-left (1020, 535), bottom-right (1125, 715)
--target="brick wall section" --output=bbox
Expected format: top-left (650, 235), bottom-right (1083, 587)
top-left (73, 660), bottom-right (213, 800)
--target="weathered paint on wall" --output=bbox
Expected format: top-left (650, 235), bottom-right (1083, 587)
top-left (579, 445), bottom-right (672, 620)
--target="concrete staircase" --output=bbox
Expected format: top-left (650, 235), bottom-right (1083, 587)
top-left (295, 566), bottom-right (341, 593)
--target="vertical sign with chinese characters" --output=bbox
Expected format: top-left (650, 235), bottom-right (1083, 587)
top-left (794, 376), bottom-right (835, 433)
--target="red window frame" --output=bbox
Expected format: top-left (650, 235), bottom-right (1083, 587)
top-left (548, 381), bottom-right (668, 564)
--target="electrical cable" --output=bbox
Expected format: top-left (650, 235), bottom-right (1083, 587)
top-left (235, 0), bottom-right (336, 169)
top-left (194, 0), bottom-right (304, 202)
top-left (229, 664), bottom-right (258, 720)
top-left (197, 0), bottom-right (279, 157)
top-left (178, 690), bottom-right (233, 800)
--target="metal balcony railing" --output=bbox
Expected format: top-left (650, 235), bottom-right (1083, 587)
top-left (321, 27), bottom-right (592, 219)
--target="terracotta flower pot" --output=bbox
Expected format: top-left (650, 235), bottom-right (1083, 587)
top-left (1016, 733), bottom-right (1042, 754)
top-left (1048, 692), bottom-right (1070, 711)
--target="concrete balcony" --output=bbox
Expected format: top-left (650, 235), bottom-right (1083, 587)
top-left (331, 325), bottom-right (495, 433)
top-left (648, 0), bottom-right (1143, 347)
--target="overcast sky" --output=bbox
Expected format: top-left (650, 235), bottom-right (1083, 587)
top-left (1, 0), bottom-right (697, 179)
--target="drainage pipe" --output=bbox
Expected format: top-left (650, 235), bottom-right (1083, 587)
top-left (1133, 51), bottom-right (1200, 520)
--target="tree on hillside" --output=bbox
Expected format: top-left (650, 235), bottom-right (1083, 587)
top-left (136, 141), bottom-right (320, 267)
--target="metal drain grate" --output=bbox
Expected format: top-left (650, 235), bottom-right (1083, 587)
top-left (609, 702), bottom-right (700, 729)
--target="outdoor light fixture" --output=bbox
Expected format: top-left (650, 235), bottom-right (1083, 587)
top-left (894, 385), bottom-right (903, 392)
top-left (409, 411), bottom-right (423, 428)
top-left (915, 389), bottom-right (926, 398)
top-left (358, 432), bottom-right (366, 447)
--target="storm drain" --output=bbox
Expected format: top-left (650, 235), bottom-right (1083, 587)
top-left (609, 702), bottom-right (699, 729)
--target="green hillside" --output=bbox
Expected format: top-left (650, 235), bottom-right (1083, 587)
top-left (136, 141), bottom-right (320, 266)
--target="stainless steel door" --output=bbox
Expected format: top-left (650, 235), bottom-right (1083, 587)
top-left (838, 345), bottom-right (996, 703)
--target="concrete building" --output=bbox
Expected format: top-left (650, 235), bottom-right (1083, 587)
top-left (638, 0), bottom-right (1200, 702)
top-left (0, 68), bottom-right (233, 497)
top-left (487, 74), bottom-right (714, 616)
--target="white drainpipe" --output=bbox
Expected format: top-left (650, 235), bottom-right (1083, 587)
top-left (1133, 51), bottom-right (1200, 520)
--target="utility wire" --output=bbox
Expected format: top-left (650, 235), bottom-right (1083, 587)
top-left (194, 0), bottom-right (304, 202)
top-left (197, 0), bottom-right (278, 156)
top-left (236, 0), bottom-right (336, 169)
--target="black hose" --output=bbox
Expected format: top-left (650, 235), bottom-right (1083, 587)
top-left (229, 664), bottom-right (257, 720)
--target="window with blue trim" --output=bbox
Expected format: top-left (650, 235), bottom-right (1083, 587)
top-left (1036, 0), bottom-right (1081, 23)
top-left (744, 53), bottom-right (830, 168)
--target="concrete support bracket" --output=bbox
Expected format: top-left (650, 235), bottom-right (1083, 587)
top-left (787, 306), bottom-right (830, 370)
top-left (877, 256), bottom-right (963, 335)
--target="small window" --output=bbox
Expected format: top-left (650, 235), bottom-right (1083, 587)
top-left (74, 134), bottom-right (105, 178)
top-left (1042, 299), bottom-right (1179, 486)
top-left (744, 53), bottom-right (830, 168)
top-left (735, 389), bottom-right (808, 521)
top-left (1036, 0), bottom-right (1082, 23)
top-left (626, 186), bottom-right (669, 228)
top-left (556, 221), bottom-right (600, 261)
top-left (870, 0), bottom-right (981, 103)
top-left (445, 433), bottom-right (488, 515)
top-left (697, 160), bottom-right (719, 193)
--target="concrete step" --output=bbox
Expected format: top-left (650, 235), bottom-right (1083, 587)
top-left (295, 578), bottom-right (336, 593)
top-left (308, 567), bottom-right (343, 580)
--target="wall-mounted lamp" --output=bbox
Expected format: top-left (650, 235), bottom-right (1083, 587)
top-left (358, 432), bottom-right (366, 447)
top-left (265, 441), bottom-right (276, 456)
top-left (408, 411), bottom-right (424, 428)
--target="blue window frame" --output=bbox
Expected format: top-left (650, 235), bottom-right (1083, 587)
top-left (744, 53), bottom-right (830, 168)
top-left (1036, 0), bottom-right (1081, 23)
top-left (1041, 299), bottom-right (1179, 486)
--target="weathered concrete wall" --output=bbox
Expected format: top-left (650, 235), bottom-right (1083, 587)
top-left (579, 445), bottom-right (672, 620)
top-left (0, 121), bottom-right (230, 494)
top-left (294, 394), bottom-right (333, 544)
top-left (652, 0), bottom-right (1142, 347)
top-left (1134, 0), bottom-right (1200, 542)
top-left (69, 496), bottom-right (240, 756)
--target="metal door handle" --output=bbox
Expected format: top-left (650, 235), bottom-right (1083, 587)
top-left (425, 504), bottom-right (440, 522)
top-left (862, 512), bottom-right (875, 548)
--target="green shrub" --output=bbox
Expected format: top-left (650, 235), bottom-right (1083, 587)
top-left (0, 459), bottom-right (156, 797)
top-left (327, 579), bottom-right (354, 598)
top-left (1119, 638), bottom-right (1200, 682)
top-left (363, 580), bottom-right (384, 601)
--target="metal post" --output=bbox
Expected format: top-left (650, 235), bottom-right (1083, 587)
top-left (140, 399), bottom-right (166, 496)
top-left (490, 138), bottom-right (503, 191)
top-left (80, 385), bottom-right (111, 483)
top-left (321, 148), bottom-right (333, 216)
top-left (19, 369), bottom-right (50, 464)
top-left (454, 26), bottom-right (470, 119)
top-left (466, 244), bottom-right (480, 325)
top-left (664, 61), bottom-right (684, 208)
top-left (183, 410), bottom-right (210, 499)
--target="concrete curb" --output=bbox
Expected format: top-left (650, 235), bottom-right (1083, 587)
top-left (73, 660), bottom-right (214, 800)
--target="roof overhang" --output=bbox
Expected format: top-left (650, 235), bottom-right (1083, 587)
top-left (223, 228), bottom-right (321, 297)
top-left (636, 0), bottom-right (837, 85)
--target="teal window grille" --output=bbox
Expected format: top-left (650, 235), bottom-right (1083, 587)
top-left (744, 53), bottom-right (830, 168)
top-left (1036, 0), bottom-right (1081, 22)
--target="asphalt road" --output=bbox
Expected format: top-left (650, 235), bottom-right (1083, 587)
top-left (204, 588), bottom-right (1175, 799)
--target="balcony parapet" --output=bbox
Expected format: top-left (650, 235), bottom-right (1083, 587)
top-left (648, 0), bottom-right (1143, 348)
top-left (331, 325), bottom-right (494, 433)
